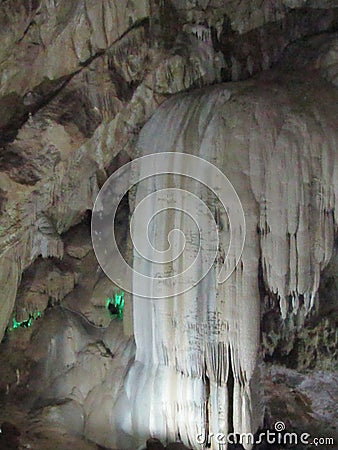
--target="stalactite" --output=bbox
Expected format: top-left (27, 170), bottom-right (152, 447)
top-left (188, 25), bottom-right (212, 43)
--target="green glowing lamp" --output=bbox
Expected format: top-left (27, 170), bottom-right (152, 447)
top-left (8, 311), bottom-right (42, 332)
top-left (106, 292), bottom-right (124, 319)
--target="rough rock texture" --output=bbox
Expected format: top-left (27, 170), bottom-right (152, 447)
top-left (263, 365), bottom-right (338, 444)
top-left (0, 1), bottom-right (337, 450)
top-left (262, 247), bottom-right (338, 370)
top-left (0, 287), bottom-right (134, 450)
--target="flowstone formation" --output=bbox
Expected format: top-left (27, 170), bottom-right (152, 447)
top-left (105, 72), bottom-right (337, 450)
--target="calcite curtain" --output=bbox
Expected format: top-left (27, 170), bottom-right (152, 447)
top-left (113, 77), bottom-right (337, 449)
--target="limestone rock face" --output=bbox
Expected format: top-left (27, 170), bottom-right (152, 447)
top-left (0, 115), bottom-right (100, 338)
top-left (1, 0), bottom-right (338, 142)
top-left (263, 365), bottom-right (338, 444)
top-left (0, 0), bottom-right (149, 96)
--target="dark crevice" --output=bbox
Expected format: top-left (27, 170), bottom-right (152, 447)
top-left (0, 17), bottom-right (150, 147)
top-left (227, 352), bottom-right (234, 435)
top-left (96, 340), bottom-right (115, 359)
top-left (204, 371), bottom-right (211, 448)
top-left (0, 74), bottom-right (73, 147)
top-left (17, 19), bottom-right (35, 43)
top-left (218, 8), bottom-right (338, 82)
top-left (107, 63), bottom-right (137, 102)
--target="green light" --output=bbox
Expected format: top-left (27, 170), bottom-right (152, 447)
top-left (106, 292), bottom-right (125, 319)
top-left (11, 318), bottom-right (20, 330)
top-left (8, 311), bottom-right (42, 332)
